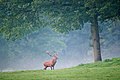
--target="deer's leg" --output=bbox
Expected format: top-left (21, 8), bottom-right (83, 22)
top-left (50, 66), bottom-right (52, 70)
top-left (44, 66), bottom-right (47, 70)
top-left (53, 66), bottom-right (54, 70)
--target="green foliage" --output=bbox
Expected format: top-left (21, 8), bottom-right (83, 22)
top-left (0, 57), bottom-right (120, 80)
top-left (104, 59), bottom-right (112, 62)
top-left (0, 0), bottom-right (45, 40)
top-left (0, 0), bottom-right (120, 40)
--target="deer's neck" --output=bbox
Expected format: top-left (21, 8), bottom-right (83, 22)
top-left (52, 57), bottom-right (57, 62)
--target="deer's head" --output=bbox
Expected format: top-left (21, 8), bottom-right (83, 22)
top-left (45, 51), bottom-right (58, 59)
top-left (53, 53), bottom-right (58, 60)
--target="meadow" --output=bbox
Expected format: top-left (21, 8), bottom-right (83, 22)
top-left (0, 58), bottom-right (120, 80)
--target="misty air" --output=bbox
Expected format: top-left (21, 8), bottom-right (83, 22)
top-left (0, 0), bottom-right (120, 80)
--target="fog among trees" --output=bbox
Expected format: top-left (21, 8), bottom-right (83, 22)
top-left (0, 22), bottom-right (120, 71)
top-left (0, 0), bottom-right (120, 71)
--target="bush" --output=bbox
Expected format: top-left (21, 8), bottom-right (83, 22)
top-left (104, 59), bottom-right (112, 62)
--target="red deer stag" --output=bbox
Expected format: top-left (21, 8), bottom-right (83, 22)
top-left (43, 51), bottom-right (58, 70)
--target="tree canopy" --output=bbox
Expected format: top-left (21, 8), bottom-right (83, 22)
top-left (0, 0), bottom-right (120, 40)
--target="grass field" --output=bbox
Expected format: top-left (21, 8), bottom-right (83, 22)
top-left (0, 58), bottom-right (120, 80)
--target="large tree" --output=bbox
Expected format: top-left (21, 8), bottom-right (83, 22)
top-left (0, 0), bottom-right (120, 62)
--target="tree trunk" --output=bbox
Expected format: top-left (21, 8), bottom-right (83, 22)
top-left (91, 15), bottom-right (102, 62)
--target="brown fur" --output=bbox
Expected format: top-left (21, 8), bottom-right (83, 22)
top-left (43, 54), bottom-right (58, 70)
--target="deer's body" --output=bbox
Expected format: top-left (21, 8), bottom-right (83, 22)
top-left (43, 53), bottom-right (58, 70)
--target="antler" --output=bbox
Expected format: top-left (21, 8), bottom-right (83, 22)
top-left (45, 51), bottom-right (52, 57)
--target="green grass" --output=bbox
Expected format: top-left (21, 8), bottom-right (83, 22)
top-left (0, 58), bottom-right (120, 80)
